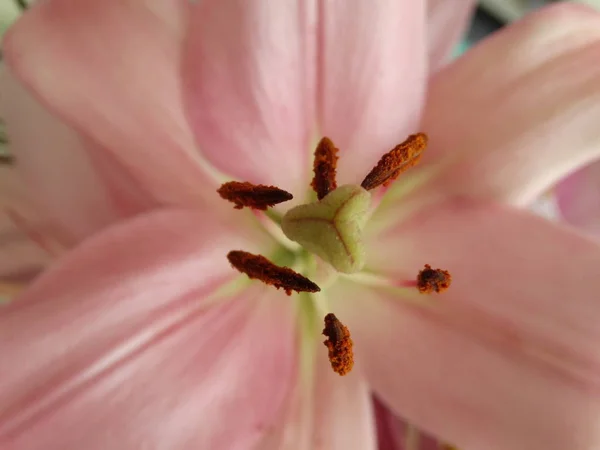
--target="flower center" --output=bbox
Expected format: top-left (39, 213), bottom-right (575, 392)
top-left (217, 132), bottom-right (450, 375)
top-left (281, 184), bottom-right (371, 274)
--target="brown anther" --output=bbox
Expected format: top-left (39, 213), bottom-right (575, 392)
top-left (217, 181), bottom-right (293, 210)
top-left (311, 137), bottom-right (339, 200)
top-left (227, 250), bottom-right (320, 295)
top-left (360, 133), bottom-right (428, 191)
top-left (417, 264), bottom-right (452, 294)
top-left (322, 313), bottom-right (354, 376)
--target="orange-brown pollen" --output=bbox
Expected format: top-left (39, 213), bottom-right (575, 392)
top-left (311, 137), bottom-right (339, 200)
top-left (322, 313), bottom-right (354, 376)
top-left (417, 264), bottom-right (452, 294)
top-left (361, 133), bottom-right (428, 191)
top-left (217, 181), bottom-right (293, 210)
top-left (227, 250), bottom-right (320, 295)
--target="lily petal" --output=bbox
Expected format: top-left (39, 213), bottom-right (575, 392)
top-left (1, 70), bottom-right (129, 245)
top-left (183, 0), bottom-right (313, 194)
top-left (530, 191), bottom-right (560, 221)
top-left (4, 0), bottom-right (217, 208)
top-left (0, 166), bottom-right (55, 282)
top-left (427, 0), bottom-right (476, 71)
top-left (259, 331), bottom-right (376, 450)
top-left (556, 162), bottom-right (600, 237)
top-left (0, 209), bottom-right (291, 450)
top-left (420, 3), bottom-right (600, 206)
top-left (318, 0), bottom-right (427, 185)
top-left (343, 199), bottom-right (600, 449)
top-left (374, 396), bottom-right (441, 450)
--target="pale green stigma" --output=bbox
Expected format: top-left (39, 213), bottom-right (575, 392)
top-left (281, 184), bottom-right (371, 274)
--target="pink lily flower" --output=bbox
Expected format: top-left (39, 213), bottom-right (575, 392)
top-left (3, 1), bottom-right (600, 449)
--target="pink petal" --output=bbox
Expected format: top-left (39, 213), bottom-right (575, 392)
top-left (1, 71), bottom-right (129, 245)
top-left (183, 0), bottom-right (313, 194)
top-left (0, 165), bottom-right (60, 282)
top-left (0, 209), bottom-right (292, 449)
top-left (374, 397), bottom-right (442, 450)
top-left (4, 0), bottom-right (218, 209)
top-left (259, 335), bottom-right (376, 450)
top-left (427, 0), bottom-right (476, 71)
top-left (556, 162), bottom-right (600, 237)
top-left (319, 1), bottom-right (427, 184)
top-left (0, 209), bottom-right (53, 284)
top-left (420, 4), bottom-right (600, 207)
top-left (340, 199), bottom-right (600, 449)
top-left (529, 191), bottom-right (560, 222)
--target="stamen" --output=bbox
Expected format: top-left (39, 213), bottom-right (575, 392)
top-left (217, 181), bottom-right (293, 210)
top-left (360, 133), bottom-right (428, 191)
top-left (311, 137), bottom-right (339, 200)
top-left (227, 250), bottom-right (320, 295)
top-left (417, 264), bottom-right (451, 294)
top-left (322, 313), bottom-right (354, 376)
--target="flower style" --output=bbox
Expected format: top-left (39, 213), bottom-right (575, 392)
top-left (3, 1), bottom-right (600, 450)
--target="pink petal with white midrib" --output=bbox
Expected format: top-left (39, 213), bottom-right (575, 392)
top-left (0, 209), bottom-right (293, 450)
top-left (344, 200), bottom-right (600, 449)
top-left (259, 331), bottom-right (377, 450)
top-left (183, 0), bottom-right (314, 194)
top-left (420, 3), bottom-right (600, 207)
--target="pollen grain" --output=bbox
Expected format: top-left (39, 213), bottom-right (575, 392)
top-left (417, 264), bottom-right (452, 294)
top-left (227, 250), bottom-right (320, 295)
top-left (360, 133), bottom-right (428, 191)
top-left (217, 181), bottom-right (293, 210)
top-left (322, 313), bottom-right (354, 376)
top-left (311, 137), bottom-right (339, 200)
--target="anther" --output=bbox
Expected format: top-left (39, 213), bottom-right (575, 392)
top-left (311, 137), bottom-right (339, 200)
top-left (227, 250), bottom-right (320, 295)
top-left (360, 133), bottom-right (428, 191)
top-left (322, 313), bottom-right (354, 376)
top-left (417, 264), bottom-right (451, 294)
top-left (217, 181), bottom-right (293, 210)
